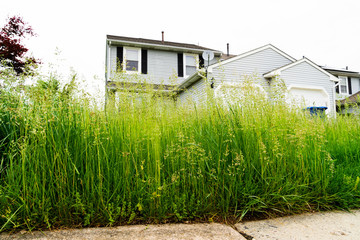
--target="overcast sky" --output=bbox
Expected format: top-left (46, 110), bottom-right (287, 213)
top-left (2, 0), bottom-right (360, 97)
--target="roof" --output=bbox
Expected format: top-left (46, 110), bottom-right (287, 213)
top-left (337, 91), bottom-right (360, 106)
top-left (321, 66), bottom-right (360, 78)
top-left (220, 54), bottom-right (237, 61)
top-left (263, 57), bottom-right (339, 81)
top-left (107, 35), bottom-right (222, 55)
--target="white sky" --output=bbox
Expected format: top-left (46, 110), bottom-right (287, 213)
top-left (2, 0), bottom-right (360, 98)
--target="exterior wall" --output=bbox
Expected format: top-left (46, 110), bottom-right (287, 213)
top-left (280, 61), bottom-right (335, 112)
top-left (108, 46), bottom-right (183, 84)
top-left (147, 50), bottom-right (182, 85)
top-left (338, 104), bottom-right (360, 115)
top-left (108, 45), bottom-right (220, 86)
top-left (211, 48), bottom-right (293, 90)
top-left (177, 79), bottom-right (208, 105)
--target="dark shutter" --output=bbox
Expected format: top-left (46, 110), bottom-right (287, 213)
top-left (348, 76), bottom-right (352, 95)
top-left (141, 49), bottom-right (148, 74)
top-left (335, 75), bottom-right (339, 94)
top-left (199, 54), bottom-right (204, 69)
top-left (116, 47), bottom-right (123, 71)
top-left (177, 53), bottom-right (184, 77)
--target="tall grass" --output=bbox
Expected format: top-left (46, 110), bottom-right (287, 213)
top-left (0, 74), bottom-right (360, 231)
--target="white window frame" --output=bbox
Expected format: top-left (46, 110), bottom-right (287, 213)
top-left (338, 76), bottom-right (348, 95)
top-left (184, 53), bottom-right (198, 77)
top-left (123, 47), bottom-right (141, 74)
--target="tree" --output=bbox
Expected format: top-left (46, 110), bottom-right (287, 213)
top-left (0, 16), bottom-right (40, 75)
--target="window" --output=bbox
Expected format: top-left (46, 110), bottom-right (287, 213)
top-left (184, 54), bottom-right (198, 77)
top-left (124, 47), bottom-right (141, 73)
top-left (338, 76), bottom-right (348, 94)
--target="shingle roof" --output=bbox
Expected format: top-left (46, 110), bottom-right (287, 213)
top-left (107, 35), bottom-right (222, 53)
top-left (322, 67), bottom-right (360, 78)
top-left (337, 91), bottom-right (360, 105)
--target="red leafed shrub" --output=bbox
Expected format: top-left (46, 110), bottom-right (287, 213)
top-left (0, 16), bottom-right (40, 75)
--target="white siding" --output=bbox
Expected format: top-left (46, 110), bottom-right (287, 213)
top-left (177, 79), bottom-right (208, 105)
top-left (211, 48), bottom-right (293, 89)
top-left (147, 50), bottom-right (182, 85)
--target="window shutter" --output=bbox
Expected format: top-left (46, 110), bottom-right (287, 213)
top-left (116, 47), bottom-right (123, 71)
top-left (177, 53), bottom-right (184, 77)
top-left (335, 76), bottom-right (339, 94)
top-left (141, 49), bottom-right (148, 74)
top-left (199, 54), bottom-right (204, 69)
top-left (348, 76), bottom-right (352, 95)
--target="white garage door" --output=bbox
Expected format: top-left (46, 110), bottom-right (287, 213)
top-left (288, 86), bottom-right (329, 109)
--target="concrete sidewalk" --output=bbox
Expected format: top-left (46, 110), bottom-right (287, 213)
top-left (1, 210), bottom-right (359, 240)
top-left (235, 209), bottom-right (360, 240)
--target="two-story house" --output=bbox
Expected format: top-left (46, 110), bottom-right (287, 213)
top-left (323, 66), bottom-right (360, 114)
top-left (105, 34), bottom-right (222, 87)
top-left (105, 34), bottom-right (340, 114)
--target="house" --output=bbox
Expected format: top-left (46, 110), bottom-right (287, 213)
top-left (178, 44), bottom-right (338, 113)
top-left (322, 66), bottom-right (360, 99)
top-left (105, 34), bottom-right (222, 86)
top-left (105, 34), bottom-right (339, 114)
top-left (320, 66), bottom-right (360, 115)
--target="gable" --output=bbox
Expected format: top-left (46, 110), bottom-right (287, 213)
top-left (282, 61), bottom-right (331, 83)
top-left (209, 44), bottom-right (295, 73)
top-left (216, 48), bottom-right (294, 75)
top-left (209, 46), bottom-right (294, 85)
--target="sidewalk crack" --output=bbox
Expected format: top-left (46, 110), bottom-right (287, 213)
top-left (231, 225), bottom-right (254, 240)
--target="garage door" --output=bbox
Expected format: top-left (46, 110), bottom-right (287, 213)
top-left (288, 86), bottom-right (329, 109)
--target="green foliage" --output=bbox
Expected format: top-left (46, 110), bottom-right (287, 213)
top-left (0, 72), bottom-right (360, 232)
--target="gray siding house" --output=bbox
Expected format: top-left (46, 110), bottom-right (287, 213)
top-left (105, 35), bottom-right (340, 114)
top-left (105, 35), bottom-right (222, 87)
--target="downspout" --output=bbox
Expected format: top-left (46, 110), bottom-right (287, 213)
top-left (105, 40), bottom-right (111, 107)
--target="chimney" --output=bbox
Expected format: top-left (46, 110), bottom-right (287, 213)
top-left (162, 31), bottom-right (164, 43)
top-left (227, 43), bottom-right (229, 56)
top-left (346, 66), bottom-right (348, 70)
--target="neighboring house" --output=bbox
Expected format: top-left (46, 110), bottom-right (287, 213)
top-left (321, 66), bottom-right (360, 99)
top-left (321, 66), bottom-right (360, 115)
top-left (105, 34), bottom-right (339, 114)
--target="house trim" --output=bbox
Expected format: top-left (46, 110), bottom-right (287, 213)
top-left (287, 84), bottom-right (331, 112)
top-left (287, 84), bottom-right (330, 98)
top-left (123, 46), bottom-right (142, 74)
top-left (184, 53), bottom-right (199, 78)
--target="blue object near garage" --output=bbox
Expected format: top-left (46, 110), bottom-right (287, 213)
top-left (306, 106), bottom-right (328, 116)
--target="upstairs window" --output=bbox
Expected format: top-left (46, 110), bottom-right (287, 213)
top-left (124, 47), bottom-right (141, 73)
top-left (338, 76), bottom-right (348, 94)
top-left (184, 54), bottom-right (198, 77)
